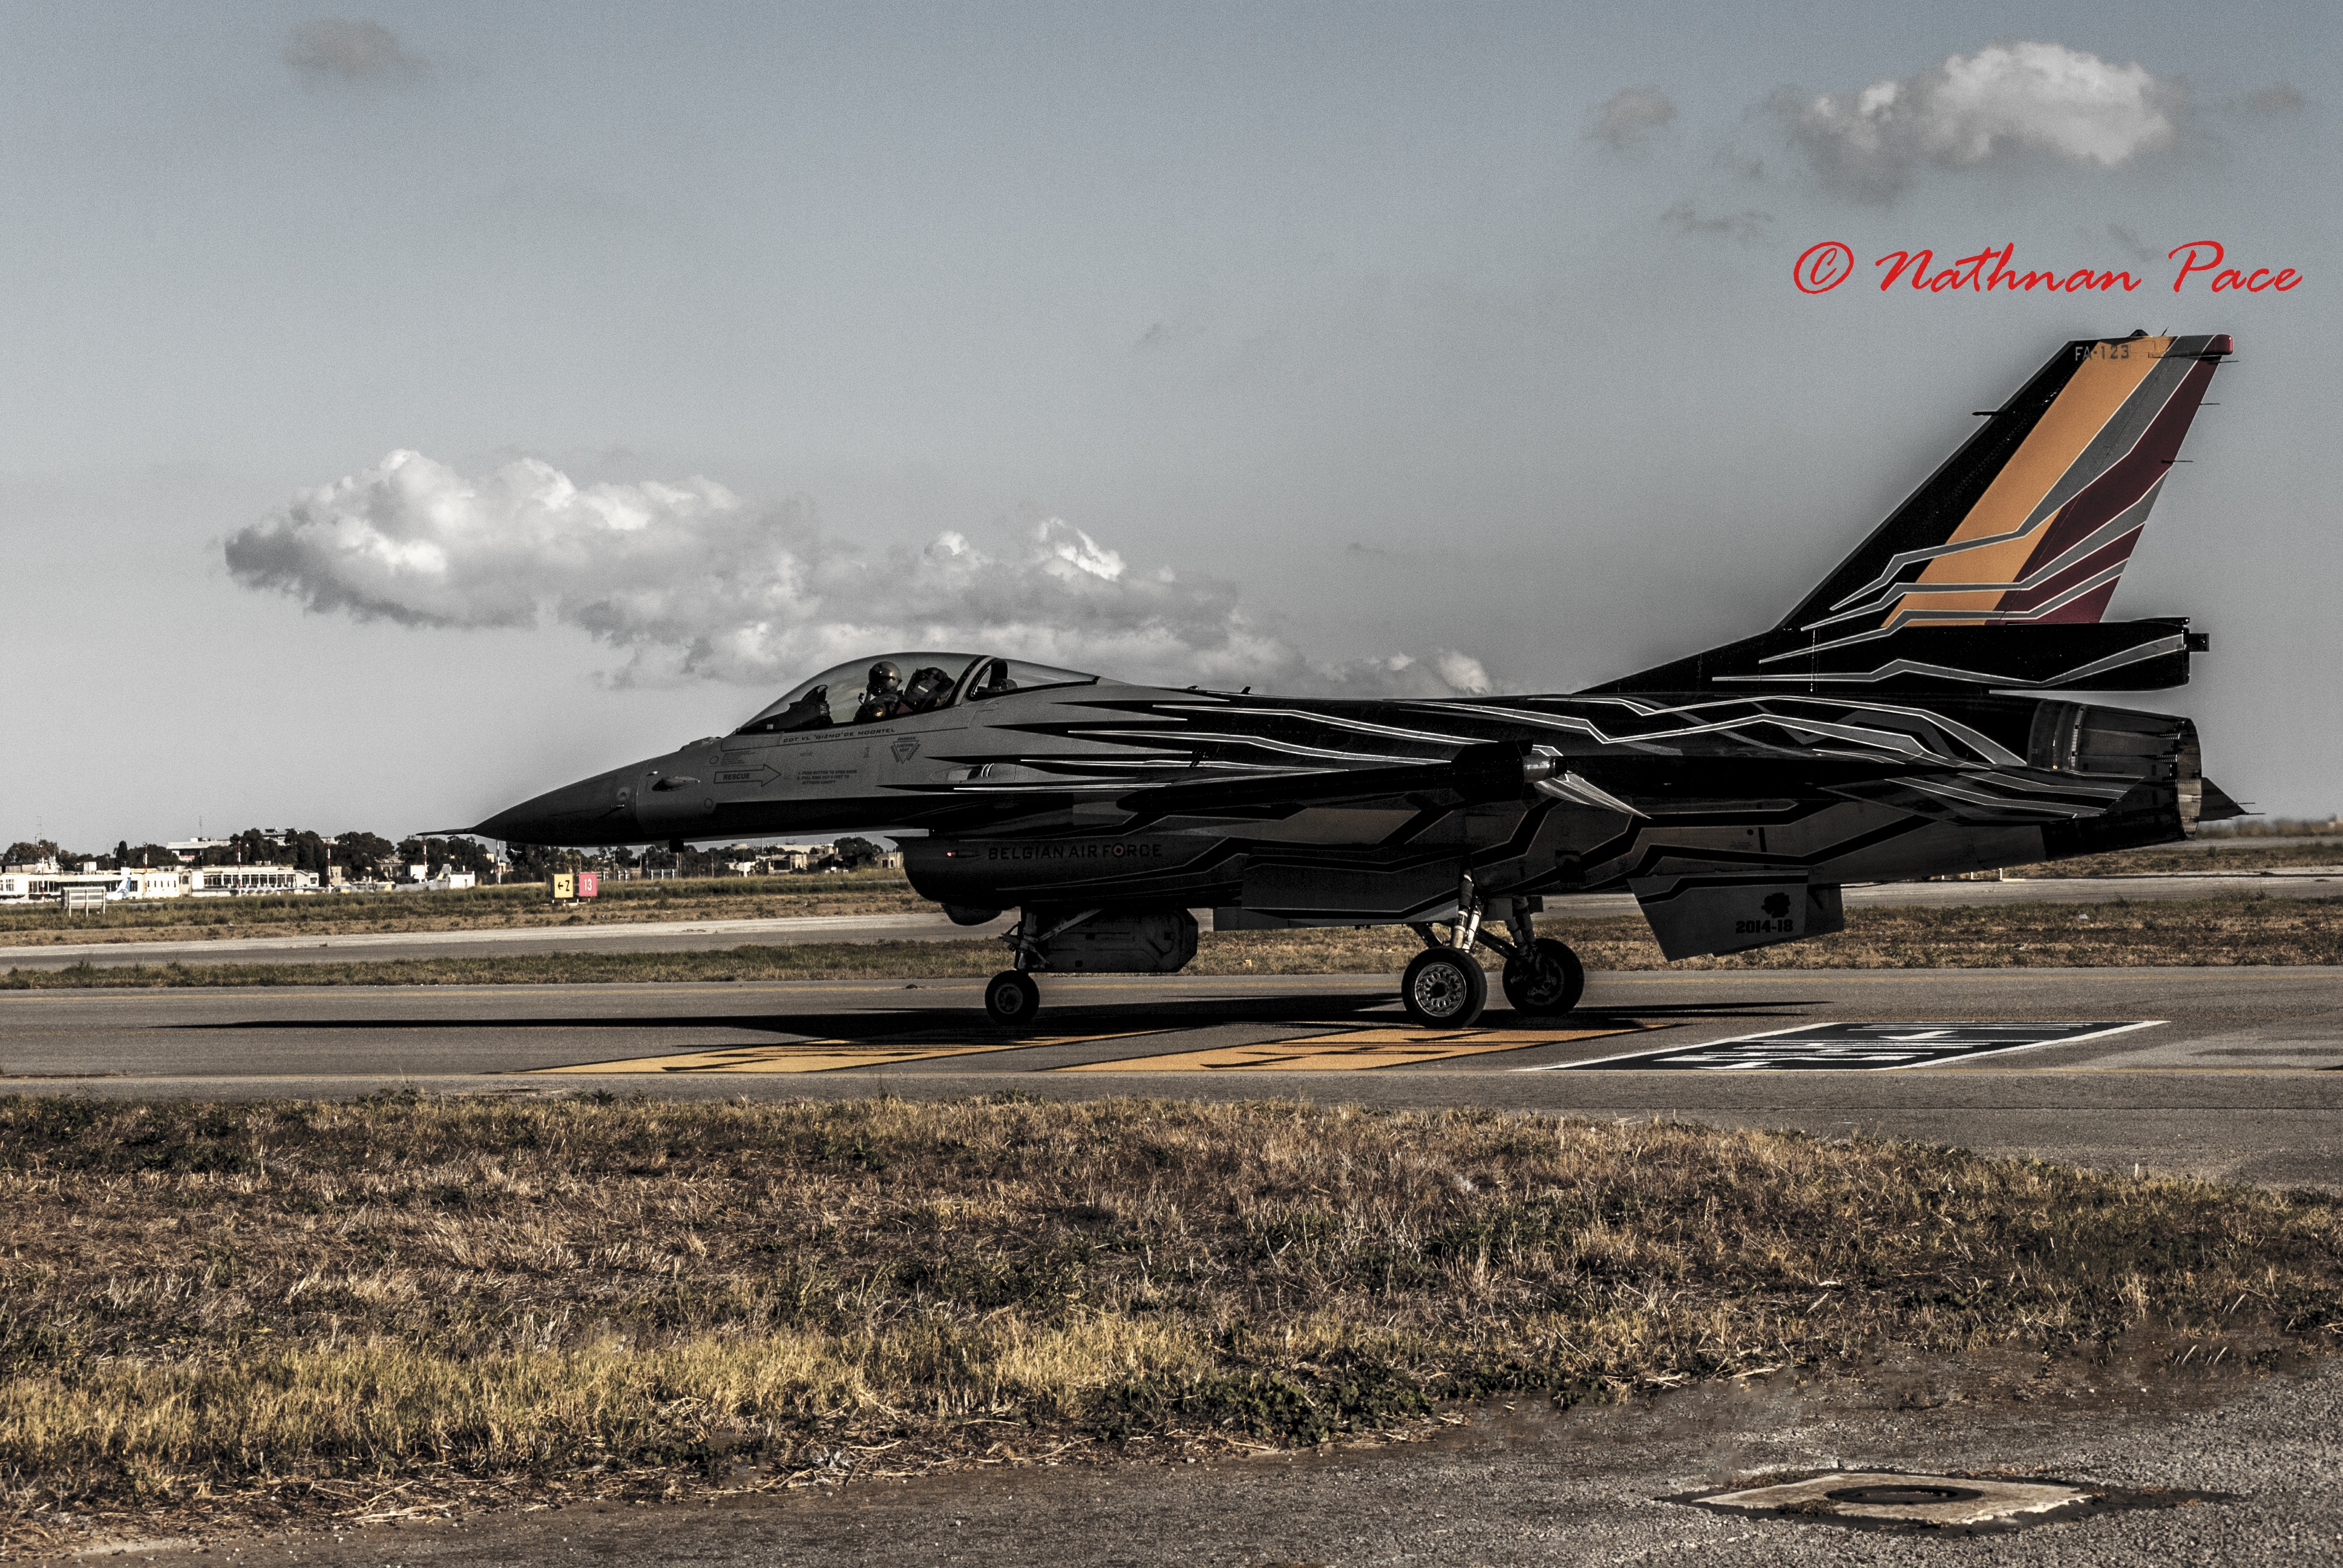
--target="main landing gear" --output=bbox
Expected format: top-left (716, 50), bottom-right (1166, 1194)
top-left (1401, 887), bottom-right (1584, 1028)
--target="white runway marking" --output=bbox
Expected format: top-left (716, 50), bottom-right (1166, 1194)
top-left (1535, 1019), bottom-right (2164, 1071)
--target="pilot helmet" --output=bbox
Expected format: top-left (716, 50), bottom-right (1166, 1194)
top-left (867, 660), bottom-right (902, 692)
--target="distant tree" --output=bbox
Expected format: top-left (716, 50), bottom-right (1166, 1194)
top-left (126, 843), bottom-right (179, 869)
top-left (4, 840), bottom-right (59, 868)
top-left (437, 836), bottom-right (496, 878)
top-left (506, 843), bottom-right (584, 880)
top-left (282, 831), bottom-right (330, 874)
top-left (831, 836), bottom-right (885, 870)
top-left (410, 836), bottom-right (494, 878)
top-left (333, 831), bottom-right (397, 881)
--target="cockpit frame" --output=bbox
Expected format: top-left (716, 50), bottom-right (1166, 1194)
top-left (730, 653), bottom-right (1098, 736)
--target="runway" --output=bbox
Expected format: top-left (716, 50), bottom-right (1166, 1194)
top-left (5, 966), bottom-right (2341, 1188)
top-left (0, 909), bottom-right (1019, 969)
top-left (2, 869), bottom-right (2335, 970)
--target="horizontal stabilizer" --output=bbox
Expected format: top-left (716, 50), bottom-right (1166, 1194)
top-left (1590, 618), bottom-right (2200, 693)
top-left (2199, 779), bottom-right (2250, 822)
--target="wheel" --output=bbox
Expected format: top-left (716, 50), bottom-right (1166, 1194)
top-left (1401, 947), bottom-right (1488, 1028)
top-left (1501, 938), bottom-right (1586, 1016)
top-left (983, 970), bottom-right (1041, 1027)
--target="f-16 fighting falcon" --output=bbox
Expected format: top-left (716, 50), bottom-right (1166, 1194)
top-left (475, 332), bottom-right (2243, 1027)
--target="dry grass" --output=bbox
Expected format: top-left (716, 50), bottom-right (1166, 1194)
top-left (0, 872), bottom-right (925, 947)
top-left (4, 895), bottom-right (2338, 991)
top-left (2001, 840), bottom-right (2343, 877)
top-left (1, 1093), bottom-right (2338, 1545)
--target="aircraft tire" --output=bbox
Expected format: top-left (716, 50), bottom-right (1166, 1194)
top-left (985, 970), bottom-right (1042, 1028)
top-left (1401, 947), bottom-right (1488, 1029)
top-left (1501, 938), bottom-right (1585, 1016)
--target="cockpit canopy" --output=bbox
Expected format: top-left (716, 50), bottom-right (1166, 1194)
top-left (732, 653), bottom-right (1096, 736)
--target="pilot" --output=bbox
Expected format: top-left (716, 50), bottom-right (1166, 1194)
top-left (854, 661), bottom-right (904, 723)
top-left (900, 665), bottom-right (952, 714)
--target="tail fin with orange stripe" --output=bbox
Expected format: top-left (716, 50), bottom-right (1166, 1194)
top-left (1591, 332), bottom-right (2232, 694)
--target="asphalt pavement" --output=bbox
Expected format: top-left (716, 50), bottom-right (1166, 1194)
top-left (7, 967), bottom-right (2342, 1188)
top-left (15, 962), bottom-right (2343, 1567)
top-left (0, 909), bottom-right (1019, 969)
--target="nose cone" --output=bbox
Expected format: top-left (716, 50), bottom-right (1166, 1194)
top-left (474, 766), bottom-right (640, 846)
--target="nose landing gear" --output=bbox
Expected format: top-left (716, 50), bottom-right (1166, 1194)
top-left (983, 970), bottom-right (1041, 1027)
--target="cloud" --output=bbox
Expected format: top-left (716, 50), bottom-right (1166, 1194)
top-left (223, 451), bottom-right (1491, 698)
top-left (1590, 87), bottom-right (1677, 155)
top-left (1659, 201), bottom-right (1773, 245)
top-left (284, 18), bottom-right (424, 79)
top-left (1774, 41), bottom-right (2181, 200)
top-left (2240, 84), bottom-right (2304, 116)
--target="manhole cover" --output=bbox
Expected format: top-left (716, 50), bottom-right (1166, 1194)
top-left (1671, 1470), bottom-right (2221, 1535)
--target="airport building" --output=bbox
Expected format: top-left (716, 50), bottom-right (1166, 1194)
top-left (189, 867), bottom-right (320, 895)
top-left (0, 867), bottom-right (192, 903)
top-left (0, 863), bottom-right (327, 901)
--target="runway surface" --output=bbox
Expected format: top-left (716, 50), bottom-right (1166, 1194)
top-left (3, 869), bottom-right (2336, 970)
top-left (7, 966), bottom-right (2341, 1188)
top-left (0, 909), bottom-right (1020, 969)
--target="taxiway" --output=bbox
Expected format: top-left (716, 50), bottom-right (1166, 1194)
top-left (6, 966), bottom-right (2340, 1188)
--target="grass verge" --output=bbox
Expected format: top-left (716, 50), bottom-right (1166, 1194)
top-left (10, 842), bottom-right (2336, 952)
top-left (4, 894), bottom-right (2339, 989)
top-left (2, 1092), bottom-right (2338, 1545)
top-left (0, 872), bottom-right (926, 947)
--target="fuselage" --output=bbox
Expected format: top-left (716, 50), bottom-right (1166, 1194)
top-left (474, 675), bottom-right (2201, 935)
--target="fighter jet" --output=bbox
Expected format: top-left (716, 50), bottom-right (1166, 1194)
top-left (475, 332), bottom-right (2243, 1027)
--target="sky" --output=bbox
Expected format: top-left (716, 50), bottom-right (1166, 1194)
top-left (2, 1), bottom-right (2336, 846)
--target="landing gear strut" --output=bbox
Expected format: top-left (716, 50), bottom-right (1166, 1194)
top-left (983, 908), bottom-right (1105, 1028)
top-left (1401, 887), bottom-right (1581, 1027)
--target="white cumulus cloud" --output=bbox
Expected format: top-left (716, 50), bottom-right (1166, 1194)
top-left (223, 451), bottom-right (1492, 699)
top-left (1776, 41), bottom-right (2181, 200)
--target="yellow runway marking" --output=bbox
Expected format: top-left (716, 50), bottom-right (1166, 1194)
top-left (1061, 1024), bottom-right (1642, 1073)
top-left (529, 1029), bottom-right (1161, 1075)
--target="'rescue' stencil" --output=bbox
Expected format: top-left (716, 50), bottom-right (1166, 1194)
top-left (1539, 1019), bottom-right (2160, 1072)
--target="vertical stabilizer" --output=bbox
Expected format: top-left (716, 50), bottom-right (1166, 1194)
top-left (1780, 332), bottom-right (2231, 642)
